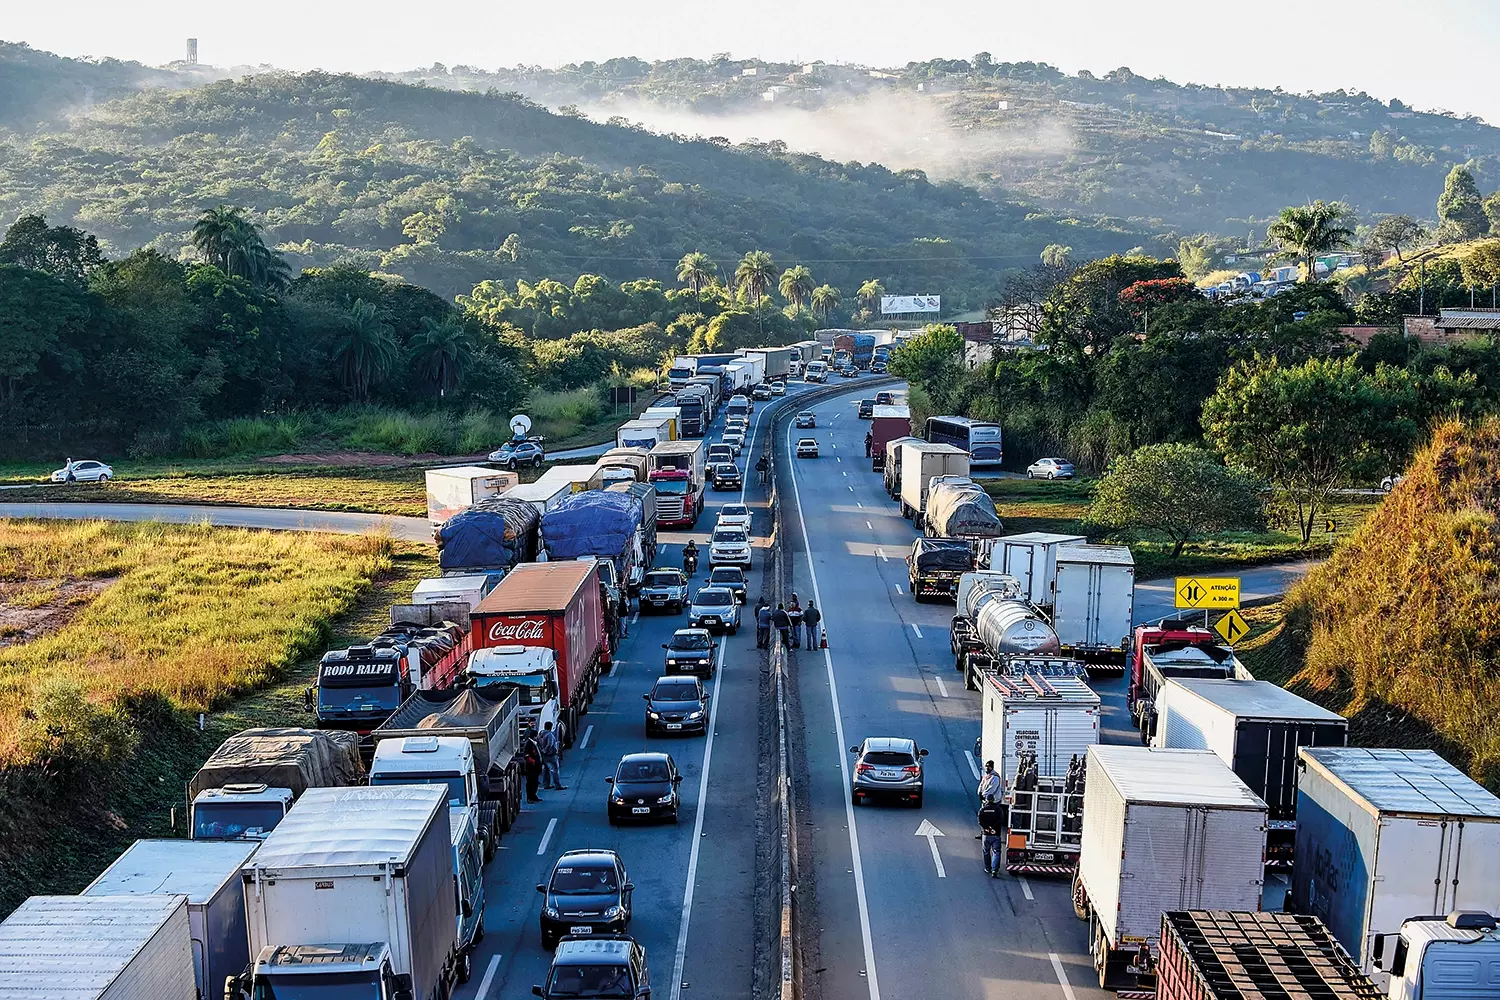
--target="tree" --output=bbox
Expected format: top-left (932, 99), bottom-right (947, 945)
top-left (408, 313), bottom-right (474, 396)
top-left (733, 250), bottom-right (777, 308)
top-left (810, 283), bottom-right (841, 322)
top-left (1460, 241), bottom-right (1500, 293)
top-left (1436, 165), bottom-right (1487, 240)
top-left (1089, 444), bottom-right (1263, 557)
top-left (191, 205), bottom-right (290, 289)
top-left (778, 265), bottom-right (815, 314)
top-left (0, 214), bottom-right (103, 284)
top-left (1486, 190), bottom-right (1500, 236)
top-left (887, 324), bottom-right (963, 396)
top-left (1266, 201), bottom-right (1353, 282)
top-left (331, 299), bottom-right (398, 401)
top-left (1040, 254), bottom-right (1183, 360)
top-left (1040, 244), bottom-right (1073, 270)
top-left (1368, 215), bottom-right (1426, 264)
top-left (1203, 355), bottom-right (1388, 542)
top-left (675, 252), bottom-right (717, 294)
top-left (857, 279), bottom-right (885, 314)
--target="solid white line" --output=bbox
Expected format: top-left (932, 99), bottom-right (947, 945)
top-left (1019, 876), bottom-right (1034, 901)
top-left (475, 954), bottom-right (503, 999)
top-left (579, 725), bottom-right (594, 749)
top-left (910, 623), bottom-right (923, 639)
top-left (784, 418), bottom-right (883, 1000)
top-left (926, 835), bottom-right (947, 878)
top-left (1048, 953), bottom-right (1078, 1000)
top-left (668, 636), bottom-right (728, 1000)
top-left (964, 750), bottom-right (981, 781)
top-left (935, 676), bottom-right (949, 698)
top-left (536, 817), bottom-right (557, 856)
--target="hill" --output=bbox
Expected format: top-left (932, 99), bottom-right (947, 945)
top-left (1283, 417), bottom-right (1500, 791)
top-left (0, 41), bottom-right (209, 128)
top-left (0, 61), bottom-right (1149, 304)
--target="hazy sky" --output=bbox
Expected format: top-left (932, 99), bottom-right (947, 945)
top-left (9, 1), bottom-right (1498, 122)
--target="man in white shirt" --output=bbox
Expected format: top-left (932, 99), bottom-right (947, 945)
top-left (978, 760), bottom-right (1002, 804)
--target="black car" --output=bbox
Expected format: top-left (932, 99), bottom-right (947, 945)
top-left (707, 566), bottom-right (748, 603)
top-left (661, 628), bottom-right (716, 677)
top-left (710, 463), bottom-right (742, 491)
top-left (607, 752), bottom-right (683, 823)
top-left (857, 399), bottom-right (875, 418)
top-left (535, 935), bottom-right (651, 1000)
top-left (644, 676), bottom-right (709, 736)
top-left (537, 850), bottom-right (634, 949)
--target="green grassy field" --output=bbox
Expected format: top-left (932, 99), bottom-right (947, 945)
top-left (9, 470), bottom-right (430, 517)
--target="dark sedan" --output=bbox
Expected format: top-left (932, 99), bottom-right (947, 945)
top-left (643, 676), bottom-right (709, 736)
top-left (536, 849), bottom-right (634, 949)
top-left (606, 752), bottom-right (683, 823)
top-left (710, 463), bottom-right (743, 491)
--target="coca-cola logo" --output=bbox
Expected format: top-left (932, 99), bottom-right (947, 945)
top-left (488, 618), bottom-right (547, 642)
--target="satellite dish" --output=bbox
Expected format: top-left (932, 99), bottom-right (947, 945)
top-left (509, 414), bottom-right (533, 438)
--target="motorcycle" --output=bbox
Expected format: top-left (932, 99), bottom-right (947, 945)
top-left (683, 550), bottom-right (699, 576)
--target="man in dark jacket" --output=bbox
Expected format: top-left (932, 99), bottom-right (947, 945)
top-left (865, 431), bottom-right (873, 458)
top-left (802, 601), bottom-right (822, 649)
top-left (979, 799), bottom-right (1008, 876)
top-left (772, 603), bottom-right (792, 648)
top-left (756, 603), bottom-right (773, 648)
top-left (521, 733), bottom-right (543, 802)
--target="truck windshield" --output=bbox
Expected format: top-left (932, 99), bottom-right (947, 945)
top-left (317, 684), bottom-right (402, 714)
top-left (655, 480), bottom-right (689, 495)
top-left (370, 773), bottom-right (467, 807)
top-left (472, 671), bottom-right (549, 704)
top-left (256, 971), bottom-right (381, 1000)
top-left (546, 964), bottom-right (635, 998)
top-left (193, 801), bottom-right (284, 840)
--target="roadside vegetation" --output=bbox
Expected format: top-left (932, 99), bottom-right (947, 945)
top-left (10, 470), bottom-right (429, 517)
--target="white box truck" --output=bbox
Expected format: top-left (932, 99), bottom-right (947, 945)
top-left (410, 574), bottom-right (494, 611)
top-left (84, 839), bottom-right (258, 1000)
top-left (1077, 745), bottom-right (1268, 990)
top-left (617, 419), bottom-right (670, 451)
top-left (898, 442), bottom-right (970, 525)
top-left (990, 532), bottom-right (1087, 607)
top-left (503, 480), bottom-right (572, 516)
top-left (0, 893), bottom-right (196, 1000)
top-left (230, 786), bottom-right (458, 1000)
top-left (641, 406), bottom-right (681, 440)
top-left (424, 467), bottom-right (519, 526)
top-left (1292, 747), bottom-right (1500, 981)
top-left (1052, 543), bottom-right (1135, 672)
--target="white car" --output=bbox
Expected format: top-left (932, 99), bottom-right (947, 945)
top-left (769, 381), bottom-right (787, 396)
top-left (724, 429), bottom-right (745, 455)
top-left (1381, 474), bottom-right (1405, 492)
top-left (716, 503), bottom-right (752, 531)
top-left (1026, 457), bottom-right (1075, 480)
top-left (50, 460), bottom-right (113, 483)
top-left (709, 525), bottom-right (752, 568)
top-left (725, 417), bottom-right (749, 436)
top-left (796, 438), bottom-right (819, 458)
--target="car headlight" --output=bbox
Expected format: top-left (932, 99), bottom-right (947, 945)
top-left (544, 905), bottom-right (560, 919)
top-left (687, 711), bottom-right (703, 721)
top-left (603, 905), bottom-right (625, 920)
top-left (613, 794), bottom-right (627, 804)
top-left (656, 793), bottom-right (675, 804)
top-left (648, 711), bottom-right (660, 720)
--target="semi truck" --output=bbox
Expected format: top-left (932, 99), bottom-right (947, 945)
top-left (617, 419), bottom-right (671, 451)
top-left (470, 560), bottom-right (608, 744)
top-left (950, 570), bottom-right (1066, 690)
top-left (424, 466), bottom-right (519, 527)
top-left (1128, 621), bottom-right (1252, 741)
top-left (231, 786), bottom-right (460, 1000)
top-left (467, 643), bottom-right (566, 741)
top-left (742, 346), bottom-right (794, 380)
top-left (370, 686), bottom-right (526, 849)
top-left (187, 727), bottom-right (364, 841)
top-left (1075, 745), bottom-right (1269, 990)
top-left (834, 332), bottom-right (877, 368)
top-left (408, 575), bottom-right (495, 616)
top-left (606, 480), bottom-right (658, 571)
top-left (1292, 747), bottom-right (1500, 979)
top-left (532, 464), bottom-right (600, 495)
top-left (541, 491), bottom-right (645, 612)
top-left (308, 623), bottom-right (470, 735)
top-left (1052, 543), bottom-right (1135, 671)
top-left (988, 532), bottom-right (1087, 609)
top-left (906, 537), bottom-right (973, 601)
top-left (923, 478), bottom-right (1004, 542)
top-left (1155, 911), bottom-right (1381, 1000)
top-left (869, 406), bottom-right (912, 471)
top-left (649, 439), bottom-right (706, 528)
top-left (676, 385), bottom-right (710, 436)
top-left (898, 441), bottom-right (970, 525)
top-left (1152, 677), bottom-right (1348, 866)
top-left (502, 479), bottom-right (572, 517)
top-left (1374, 911), bottom-right (1500, 1000)
top-left (83, 838), bottom-right (258, 1000)
top-left (436, 496), bottom-right (540, 574)
top-left (0, 894), bottom-right (196, 1000)
top-left (642, 406), bottom-right (681, 440)
top-left (883, 435), bottom-right (922, 497)
top-left (589, 447), bottom-right (651, 489)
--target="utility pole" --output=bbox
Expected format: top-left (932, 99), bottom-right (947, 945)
top-left (1419, 259), bottom-right (1426, 315)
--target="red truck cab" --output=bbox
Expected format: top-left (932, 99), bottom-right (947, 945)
top-left (1127, 620), bottom-right (1245, 740)
top-left (650, 468), bottom-right (702, 528)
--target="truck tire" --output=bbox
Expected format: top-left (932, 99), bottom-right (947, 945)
top-left (1072, 873), bottom-right (1089, 920)
top-left (457, 948), bottom-right (473, 984)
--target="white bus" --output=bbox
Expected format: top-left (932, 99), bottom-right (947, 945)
top-left (925, 415), bottom-right (1003, 467)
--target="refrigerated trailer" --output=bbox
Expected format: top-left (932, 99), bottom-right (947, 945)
top-left (898, 442), bottom-right (970, 525)
top-left (989, 532), bottom-right (1087, 608)
top-left (424, 467), bottom-right (520, 527)
top-left (979, 672), bottom-right (1099, 793)
top-left (1052, 543), bottom-right (1134, 672)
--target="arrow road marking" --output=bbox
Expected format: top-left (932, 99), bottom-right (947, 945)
top-left (915, 819), bottom-right (946, 878)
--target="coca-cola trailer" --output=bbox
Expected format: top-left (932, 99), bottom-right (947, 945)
top-left (470, 560), bottom-right (607, 740)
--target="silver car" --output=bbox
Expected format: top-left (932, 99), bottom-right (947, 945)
top-left (687, 586), bottom-right (741, 634)
top-left (639, 570), bottom-right (689, 614)
top-left (1026, 457), bottom-right (1075, 480)
top-left (849, 737), bottom-right (928, 807)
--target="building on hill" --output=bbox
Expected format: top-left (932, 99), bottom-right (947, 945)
top-left (1404, 308), bottom-right (1500, 344)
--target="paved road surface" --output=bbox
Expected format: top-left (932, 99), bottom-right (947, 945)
top-left (1133, 560), bottom-right (1318, 626)
top-left (0, 501), bottom-right (435, 541)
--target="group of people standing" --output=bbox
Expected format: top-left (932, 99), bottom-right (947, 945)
top-left (754, 594), bottom-right (822, 651)
top-left (520, 720), bottom-right (567, 803)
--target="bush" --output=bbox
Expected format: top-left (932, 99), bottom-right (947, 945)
top-left (12, 678), bottom-right (140, 787)
top-left (1089, 443), bottom-right (1264, 556)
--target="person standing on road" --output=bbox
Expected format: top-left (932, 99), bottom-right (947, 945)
top-left (787, 594), bottom-right (803, 646)
top-left (802, 601), bottom-right (822, 649)
top-left (63, 457), bottom-right (76, 484)
top-left (979, 759), bottom-right (1002, 804)
top-left (864, 431), bottom-right (873, 458)
top-left (538, 721), bottom-right (566, 791)
top-left (772, 603), bottom-right (791, 648)
top-left (756, 602), bottom-right (773, 649)
top-left (521, 732), bottom-right (543, 802)
top-left (979, 799), bottom-right (1007, 877)
top-left (756, 454), bottom-right (768, 486)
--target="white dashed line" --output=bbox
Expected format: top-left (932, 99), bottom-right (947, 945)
top-left (579, 725), bottom-right (594, 749)
top-left (964, 750), bottom-right (981, 780)
top-left (876, 547), bottom-right (887, 561)
top-left (856, 502), bottom-right (863, 508)
top-left (910, 623), bottom-right (923, 639)
top-left (475, 955), bottom-right (503, 998)
top-left (866, 521), bottom-right (874, 530)
top-left (1019, 876), bottom-right (1034, 901)
top-left (934, 676), bottom-right (949, 698)
top-left (893, 584), bottom-right (903, 594)
top-left (536, 817), bottom-right (558, 856)
top-left (1048, 953), bottom-right (1078, 1000)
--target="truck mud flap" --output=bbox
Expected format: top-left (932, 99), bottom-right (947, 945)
top-left (1006, 862), bottom-right (1078, 876)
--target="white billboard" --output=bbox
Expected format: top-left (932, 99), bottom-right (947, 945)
top-left (881, 295), bottom-right (941, 315)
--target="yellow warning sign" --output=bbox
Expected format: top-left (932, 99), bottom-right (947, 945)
top-left (1175, 576), bottom-right (1241, 609)
top-left (1214, 609), bottom-right (1250, 644)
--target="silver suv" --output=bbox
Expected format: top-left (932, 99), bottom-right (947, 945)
top-left (849, 737), bottom-right (928, 807)
top-left (638, 570), bottom-right (689, 614)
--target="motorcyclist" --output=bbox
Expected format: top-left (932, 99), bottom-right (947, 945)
top-left (682, 539), bottom-right (699, 574)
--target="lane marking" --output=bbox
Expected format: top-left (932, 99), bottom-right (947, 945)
top-left (837, 457), bottom-right (842, 463)
top-left (579, 725), bottom-right (594, 749)
top-left (784, 417), bottom-right (883, 1000)
top-left (964, 751), bottom-right (981, 781)
top-left (475, 954), bottom-right (503, 999)
top-left (876, 547), bottom-right (887, 562)
top-left (668, 635), bottom-right (729, 1000)
top-left (848, 486), bottom-right (853, 492)
top-left (1049, 953), bottom-right (1078, 1000)
top-left (910, 623), bottom-right (923, 639)
top-left (856, 501), bottom-right (863, 508)
top-left (536, 817), bottom-right (557, 856)
top-left (866, 521), bottom-right (874, 530)
top-left (915, 819), bottom-right (946, 878)
top-left (934, 676), bottom-right (949, 698)
top-left (893, 584), bottom-right (903, 594)
top-left (1018, 876), bottom-right (1034, 901)
top-left (842, 471), bottom-right (848, 477)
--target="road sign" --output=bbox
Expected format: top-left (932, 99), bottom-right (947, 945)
top-left (1324, 518), bottom-right (1336, 534)
top-left (1214, 609), bottom-right (1250, 644)
top-left (1175, 576), bottom-right (1241, 609)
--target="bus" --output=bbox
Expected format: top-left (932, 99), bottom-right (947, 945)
top-left (925, 415), bottom-right (1003, 467)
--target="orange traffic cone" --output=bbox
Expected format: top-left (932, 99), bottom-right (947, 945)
top-left (820, 633), bottom-right (828, 649)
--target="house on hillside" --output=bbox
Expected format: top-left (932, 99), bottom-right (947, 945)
top-left (1403, 308), bottom-right (1500, 344)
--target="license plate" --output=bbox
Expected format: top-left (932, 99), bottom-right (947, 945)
top-left (631, 806), bottom-right (650, 814)
top-left (667, 723), bottom-right (682, 730)
top-left (1033, 852), bottom-right (1055, 861)
top-left (877, 769), bottom-right (900, 779)
top-left (570, 925), bottom-right (593, 934)
top-left (702, 618), bottom-right (719, 625)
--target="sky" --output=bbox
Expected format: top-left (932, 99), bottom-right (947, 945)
top-left (8, 0), bottom-right (1499, 124)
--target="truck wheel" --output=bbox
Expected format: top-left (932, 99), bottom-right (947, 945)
top-left (1072, 873), bottom-right (1089, 920)
top-left (457, 948), bottom-right (473, 984)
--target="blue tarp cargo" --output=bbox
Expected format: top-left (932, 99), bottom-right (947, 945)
top-left (437, 497), bottom-right (539, 572)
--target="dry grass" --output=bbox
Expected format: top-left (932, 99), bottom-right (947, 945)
top-left (0, 518), bottom-right (394, 764)
top-left (16, 470), bottom-right (428, 517)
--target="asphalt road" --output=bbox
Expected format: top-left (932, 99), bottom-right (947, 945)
top-left (777, 383), bottom-right (1315, 1000)
top-left (456, 381), bottom-right (819, 1000)
top-left (0, 501), bottom-right (435, 541)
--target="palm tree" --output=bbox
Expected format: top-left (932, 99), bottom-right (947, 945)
top-left (332, 299), bottom-right (398, 401)
top-left (778, 265), bottom-right (815, 314)
top-left (676, 252), bottom-right (717, 294)
top-left (191, 205), bottom-right (290, 289)
top-left (733, 250), bottom-right (777, 307)
top-left (857, 279), bottom-right (886, 314)
top-left (810, 284), bottom-right (841, 322)
top-left (1267, 201), bottom-right (1354, 283)
top-left (409, 313), bottom-right (474, 397)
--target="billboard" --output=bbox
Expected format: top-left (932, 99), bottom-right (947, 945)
top-left (881, 295), bottom-right (941, 314)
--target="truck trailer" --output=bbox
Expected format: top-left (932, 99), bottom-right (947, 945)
top-left (898, 441), bottom-right (970, 525)
top-left (883, 435), bottom-right (923, 497)
top-left (424, 466), bottom-right (519, 527)
top-left (989, 532), bottom-right (1087, 609)
top-left (1128, 622), bottom-right (1253, 741)
top-left (1155, 911), bottom-right (1380, 1000)
top-left (869, 406), bottom-right (912, 471)
top-left (187, 727), bottom-right (364, 841)
top-left (1051, 543), bottom-right (1136, 672)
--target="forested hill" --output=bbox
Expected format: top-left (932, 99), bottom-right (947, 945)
top-left (0, 41), bottom-right (202, 128)
top-left (0, 65), bottom-right (1149, 304)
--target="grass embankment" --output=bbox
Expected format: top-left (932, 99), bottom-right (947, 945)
top-left (12, 469), bottom-right (430, 517)
top-left (0, 518), bottom-right (436, 915)
top-left (983, 478), bottom-right (1378, 580)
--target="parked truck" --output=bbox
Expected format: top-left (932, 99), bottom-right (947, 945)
top-left (307, 623), bottom-right (470, 735)
top-left (1075, 745), bottom-right (1269, 990)
top-left (742, 346), bottom-right (794, 380)
top-left (906, 537), bottom-right (973, 601)
top-left (542, 490), bottom-right (645, 610)
top-left (641, 406), bottom-right (682, 440)
top-left (467, 643), bottom-right (566, 742)
top-left (408, 575), bottom-right (495, 616)
top-left (950, 570), bottom-right (1065, 689)
top-left (370, 686), bottom-right (525, 849)
top-left (1292, 747), bottom-right (1500, 979)
top-left (869, 406), bottom-right (912, 471)
top-left (589, 447), bottom-right (651, 490)
top-left (676, 385), bottom-right (711, 436)
top-left (0, 894), bottom-right (195, 1000)
top-left (1156, 911), bottom-right (1381, 1000)
top-left (230, 786), bottom-right (460, 1000)
top-left (988, 532), bottom-right (1087, 609)
top-left (1128, 621), bottom-right (1252, 740)
top-left (1052, 543), bottom-right (1135, 672)
top-left (607, 480), bottom-right (658, 571)
top-left (503, 479), bottom-right (572, 517)
top-left (83, 839), bottom-right (258, 1000)
top-left (1373, 911), bottom-right (1500, 1000)
top-left (533, 464), bottom-right (603, 495)
top-left (187, 727), bottom-right (363, 841)
top-left (436, 496), bottom-right (540, 574)
top-left (649, 439), bottom-right (706, 528)
top-left (617, 419), bottom-right (670, 451)
top-left (1152, 678), bottom-right (1348, 866)
top-left (924, 478), bottom-right (1004, 542)
top-left (898, 441), bottom-right (970, 525)
top-left (834, 332), bottom-right (877, 369)
top-left (470, 560), bottom-right (607, 743)
top-left (424, 466), bottom-right (519, 527)
top-left (883, 435), bottom-right (922, 497)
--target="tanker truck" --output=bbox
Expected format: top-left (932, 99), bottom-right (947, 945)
top-left (950, 570), bottom-right (1079, 690)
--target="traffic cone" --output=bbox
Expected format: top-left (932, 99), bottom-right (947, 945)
top-left (820, 633), bottom-right (828, 649)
